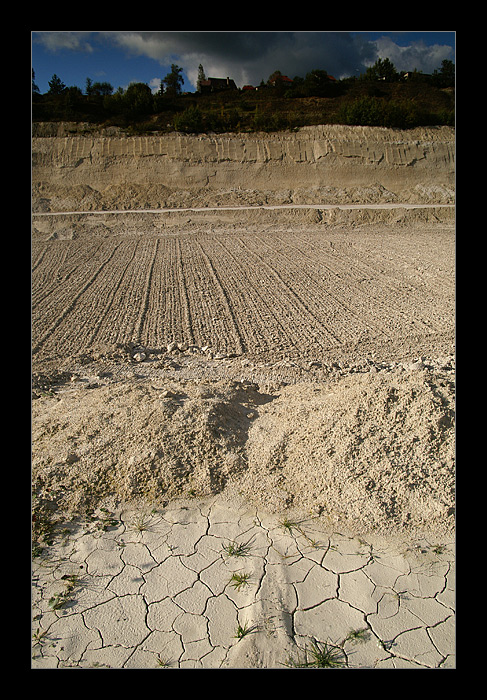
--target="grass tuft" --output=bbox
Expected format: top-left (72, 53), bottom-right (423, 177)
top-left (284, 638), bottom-right (347, 668)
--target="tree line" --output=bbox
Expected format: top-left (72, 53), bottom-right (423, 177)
top-left (32, 58), bottom-right (455, 131)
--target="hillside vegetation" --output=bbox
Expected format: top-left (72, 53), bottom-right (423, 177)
top-left (32, 67), bottom-right (454, 134)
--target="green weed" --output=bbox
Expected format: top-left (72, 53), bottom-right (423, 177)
top-left (222, 540), bottom-right (251, 557)
top-left (228, 572), bottom-right (252, 591)
top-left (234, 621), bottom-right (259, 640)
top-left (285, 639), bottom-right (347, 668)
top-left (156, 655), bottom-right (173, 667)
top-left (48, 573), bottom-right (80, 610)
top-left (344, 628), bottom-right (370, 645)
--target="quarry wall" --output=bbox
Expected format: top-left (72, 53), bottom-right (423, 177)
top-left (32, 123), bottom-right (455, 211)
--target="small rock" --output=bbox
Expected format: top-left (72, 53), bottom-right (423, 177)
top-left (408, 359), bottom-right (424, 371)
top-left (167, 341), bottom-right (178, 353)
top-left (133, 352), bottom-right (146, 363)
top-left (160, 389), bottom-right (175, 398)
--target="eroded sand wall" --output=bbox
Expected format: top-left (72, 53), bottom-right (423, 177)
top-left (32, 124), bottom-right (455, 208)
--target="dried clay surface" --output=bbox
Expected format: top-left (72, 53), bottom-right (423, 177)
top-left (32, 499), bottom-right (455, 669)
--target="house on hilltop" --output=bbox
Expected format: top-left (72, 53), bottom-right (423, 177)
top-left (199, 77), bottom-right (238, 93)
top-left (403, 71), bottom-right (432, 82)
top-left (268, 74), bottom-right (293, 87)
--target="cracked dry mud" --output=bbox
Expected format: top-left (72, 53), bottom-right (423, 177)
top-left (32, 500), bottom-right (454, 669)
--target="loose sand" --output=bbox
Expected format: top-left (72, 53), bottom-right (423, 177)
top-left (32, 356), bottom-right (454, 540)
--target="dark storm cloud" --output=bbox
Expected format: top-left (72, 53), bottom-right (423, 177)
top-left (106, 31), bottom-right (379, 87)
top-left (34, 32), bottom-right (454, 92)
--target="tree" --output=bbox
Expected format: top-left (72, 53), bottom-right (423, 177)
top-left (433, 59), bottom-right (455, 88)
top-left (124, 82), bottom-right (153, 117)
top-left (48, 74), bottom-right (66, 95)
top-left (174, 105), bottom-right (204, 132)
top-left (163, 64), bottom-right (184, 97)
top-left (267, 71), bottom-right (292, 96)
top-left (197, 64), bottom-right (206, 92)
top-left (63, 86), bottom-right (83, 116)
top-left (32, 69), bottom-right (40, 94)
top-left (92, 81), bottom-right (114, 96)
top-left (267, 70), bottom-right (282, 85)
top-left (363, 58), bottom-right (398, 82)
top-left (86, 78), bottom-right (113, 97)
top-left (303, 69), bottom-right (335, 96)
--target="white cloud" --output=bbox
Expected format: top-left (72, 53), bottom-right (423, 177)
top-left (149, 77), bottom-right (163, 93)
top-left (372, 36), bottom-right (454, 73)
top-left (33, 31), bottom-right (94, 53)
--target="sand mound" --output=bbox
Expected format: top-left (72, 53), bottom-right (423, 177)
top-left (241, 369), bottom-right (455, 535)
top-left (32, 379), bottom-right (268, 515)
top-left (32, 367), bottom-right (454, 537)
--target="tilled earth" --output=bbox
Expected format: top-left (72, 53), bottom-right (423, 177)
top-left (32, 219), bottom-right (455, 542)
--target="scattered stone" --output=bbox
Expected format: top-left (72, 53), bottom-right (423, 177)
top-left (160, 389), bottom-right (176, 399)
top-left (407, 359), bottom-right (424, 371)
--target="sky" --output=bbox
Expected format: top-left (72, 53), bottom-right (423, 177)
top-left (31, 31), bottom-right (456, 95)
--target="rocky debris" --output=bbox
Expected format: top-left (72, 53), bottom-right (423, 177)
top-left (126, 342), bottom-right (147, 362)
top-left (249, 354), bottom-right (455, 380)
top-left (32, 371), bottom-right (72, 399)
top-left (132, 352), bottom-right (147, 363)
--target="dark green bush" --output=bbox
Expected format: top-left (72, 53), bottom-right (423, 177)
top-left (339, 97), bottom-right (388, 126)
top-left (338, 96), bottom-right (453, 129)
top-left (173, 105), bottom-right (204, 133)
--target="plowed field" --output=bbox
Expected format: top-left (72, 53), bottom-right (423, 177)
top-left (32, 222), bottom-right (454, 369)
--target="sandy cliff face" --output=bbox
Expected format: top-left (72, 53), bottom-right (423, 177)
top-left (32, 124), bottom-right (455, 211)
